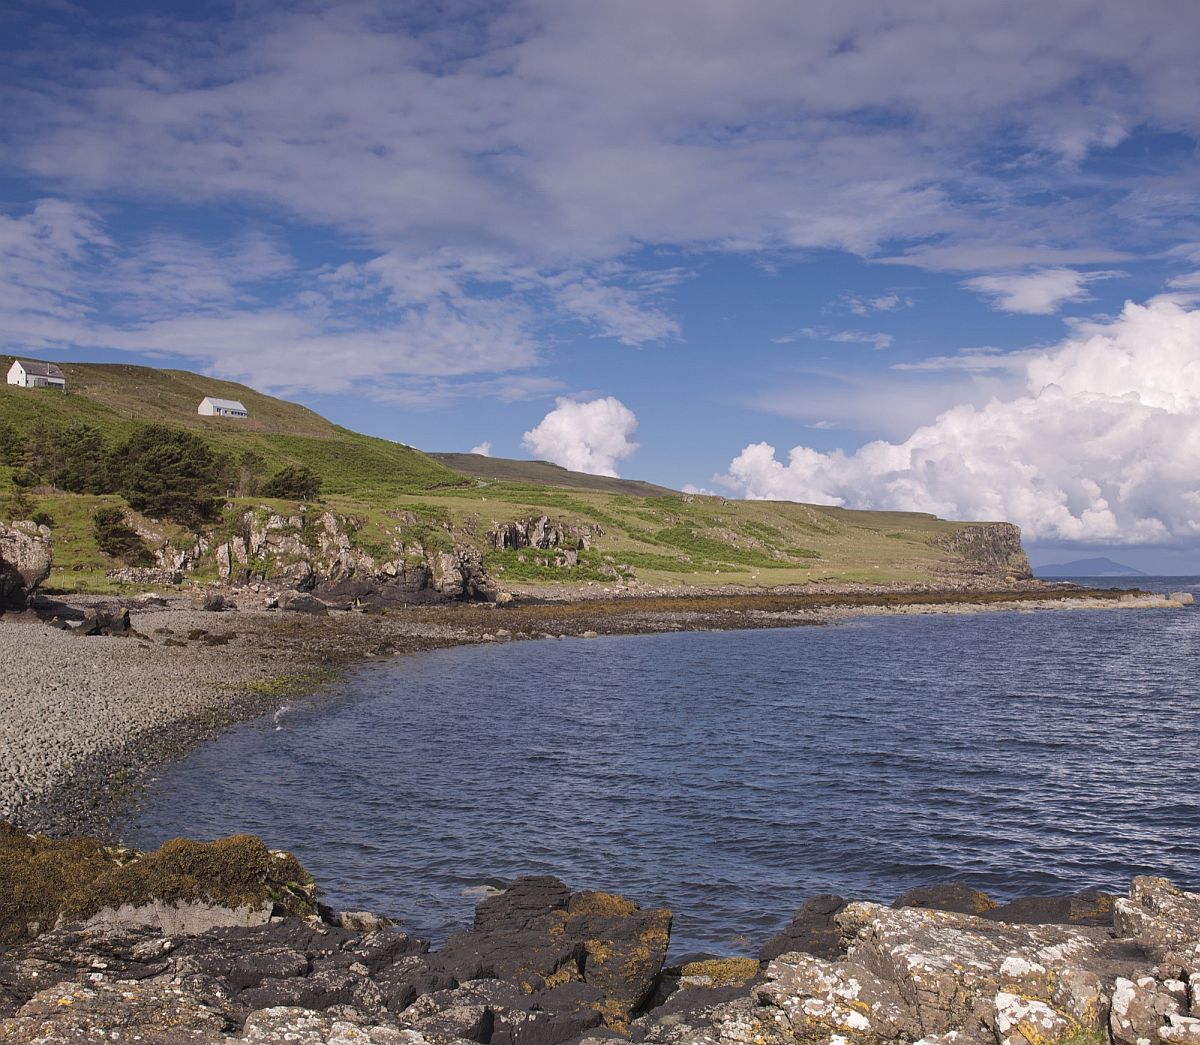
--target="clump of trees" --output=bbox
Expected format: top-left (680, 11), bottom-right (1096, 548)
top-left (2, 420), bottom-right (323, 531)
top-left (109, 425), bottom-right (225, 528)
top-left (262, 464), bottom-right (321, 501)
top-left (92, 506), bottom-right (154, 565)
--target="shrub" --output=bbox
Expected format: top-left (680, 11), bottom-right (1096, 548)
top-left (110, 425), bottom-right (224, 529)
top-left (92, 506), bottom-right (154, 566)
top-left (262, 464), bottom-right (321, 501)
top-left (30, 510), bottom-right (54, 529)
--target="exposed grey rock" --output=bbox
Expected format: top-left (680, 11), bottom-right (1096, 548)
top-left (1115, 877), bottom-right (1200, 945)
top-left (107, 566), bottom-right (184, 586)
top-left (0, 979), bottom-right (232, 1043)
top-left (0, 521), bottom-right (51, 610)
top-left (1110, 975), bottom-right (1182, 1045)
top-left (81, 899), bottom-right (273, 935)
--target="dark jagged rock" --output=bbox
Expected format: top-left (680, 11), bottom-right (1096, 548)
top-left (892, 881), bottom-right (998, 915)
top-left (6, 837), bottom-right (1200, 1045)
top-left (72, 606), bottom-right (133, 636)
top-left (436, 877), bottom-right (671, 1031)
top-left (759, 893), bottom-right (847, 961)
top-left (280, 592), bottom-right (329, 615)
top-left (983, 888), bottom-right (1116, 926)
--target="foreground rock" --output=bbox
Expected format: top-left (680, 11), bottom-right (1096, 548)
top-left (0, 521), bottom-right (51, 610)
top-left (3, 827), bottom-right (1200, 1045)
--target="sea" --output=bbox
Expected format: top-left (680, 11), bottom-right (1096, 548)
top-left (121, 577), bottom-right (1200, 955)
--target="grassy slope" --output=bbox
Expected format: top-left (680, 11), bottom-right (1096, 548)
top-left (0, 359), bottom-right (1011, 591)
top-left (0, 359), bottom-right (467, 499)
top-left (429, 452), bottom-right (676, 497)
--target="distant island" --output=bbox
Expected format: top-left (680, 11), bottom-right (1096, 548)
top-left (1035, 556), bottom-right (1147, 577)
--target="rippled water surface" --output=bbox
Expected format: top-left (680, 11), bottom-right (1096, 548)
top-left (124, 578), bottom-right (1200, 954)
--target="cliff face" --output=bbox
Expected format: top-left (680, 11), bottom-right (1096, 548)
top-left (934, 522), bottom-right (1033, 580)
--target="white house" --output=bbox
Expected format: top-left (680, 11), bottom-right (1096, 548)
top-left (7, 360), bottom-right (66, 390)
top-left (198, 396), bottom-right (248, 418)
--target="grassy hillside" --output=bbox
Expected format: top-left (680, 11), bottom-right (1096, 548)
top-left (0, 358), bottom-right (1027, 593)
top-left (0, 358), bottom-right (468, 499)
top-left (430, 452), bottom-right (675, 497)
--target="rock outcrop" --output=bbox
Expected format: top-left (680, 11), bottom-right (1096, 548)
top-left (487, 515), bottom-right (604, 553)
top-left (211, 507), bottom-right (496, 606)
top-left (0, 521), bottom-right (51, 610)
top-left (933, 522), bottom-right (1034, 581)
top-left (4, 829), bottom-right (1199, 1045)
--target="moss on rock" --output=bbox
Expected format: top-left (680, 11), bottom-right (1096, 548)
top-left (0, 822), bottom-right (314, 945)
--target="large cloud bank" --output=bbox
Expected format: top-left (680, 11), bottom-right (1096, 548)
top-left (523, 397), bottom-right (639, 477)
top-left (720, 298), bottom-right (1200, 544)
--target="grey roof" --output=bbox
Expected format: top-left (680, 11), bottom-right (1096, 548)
top-left (18, 361), bottom-right (65, 379)
top-left (202, 397), bottom-right (247, 411)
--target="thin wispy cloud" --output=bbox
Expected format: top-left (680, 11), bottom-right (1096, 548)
top-left (964, 268), bottom-right (1125, 315)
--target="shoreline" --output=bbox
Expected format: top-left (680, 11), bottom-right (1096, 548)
top-left (3, 825), bottom-right (1200, 1043)
top-left (2, 581), bottom-right (1190, 839)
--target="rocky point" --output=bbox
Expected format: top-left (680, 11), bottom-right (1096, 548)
top-left (3, 825), bottom-right (1200, 1045)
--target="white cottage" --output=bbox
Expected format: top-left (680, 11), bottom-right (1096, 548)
top-left (7, 360), bottom-right (66, 389)
top-left (198, 396), bottom-right (248, 418)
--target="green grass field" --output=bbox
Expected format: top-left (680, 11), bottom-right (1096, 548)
top-left (0, 357), bottom-right (1022, 592)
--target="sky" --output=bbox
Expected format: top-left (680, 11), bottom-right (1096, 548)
top-left (2, 1), bottom-right (1200, 572)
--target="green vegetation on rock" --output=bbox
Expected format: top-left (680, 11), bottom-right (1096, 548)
top-left (0, 822), bottom-right (315, 945)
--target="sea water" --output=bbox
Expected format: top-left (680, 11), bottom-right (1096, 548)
top-left (122, 578), bottom-right (1200, 954)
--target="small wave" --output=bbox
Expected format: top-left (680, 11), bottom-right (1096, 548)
top-left (273, 705), bottom-right (291, 730)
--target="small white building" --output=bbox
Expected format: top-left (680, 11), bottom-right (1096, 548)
top-left (198, 396), bottom-right (248, 418)
top-left (7, 360), bottom-right (66, 390)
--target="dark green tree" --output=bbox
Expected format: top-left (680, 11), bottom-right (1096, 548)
top-left (92, 506), bottom-right (154, 565)
top-left (262, 464), bottom-right (322, 501)
top-left (110, 424), bottom-right (224, 528)
top-left (0, 421), bottom-right (26, 466)
top-left (236, 450), bottom-right (267, 497)
top-left (48, 423), bottom-right (111, 494)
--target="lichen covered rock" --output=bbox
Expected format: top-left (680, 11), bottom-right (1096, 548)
top-left (0, 521), bottom-right (51, 609)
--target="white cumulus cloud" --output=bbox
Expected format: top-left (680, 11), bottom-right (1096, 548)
top-left (719, 297), bottom-right (1200, 545)
top-left (470, 441), bottom-right (492, 456)
top-left (522, 397), bottom-right (639, 477)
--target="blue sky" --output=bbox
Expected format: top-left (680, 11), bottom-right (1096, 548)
top-left (3, 0), bottom-right (1200, 571)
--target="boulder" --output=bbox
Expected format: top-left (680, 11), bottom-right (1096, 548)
top-left (72, 606), bottom-right (133, 636)
top-left (434, 876), bottom-right (670, 1031)
top-left (892, 882), bottom-right (997, 916)
top-left (1115, 877), bottom-right (1200, 944)
top-left (0, 979), bottom-right (231, 1043)
top-left (759, 893), bottom-right (847, 961)
top-left (280, 592), bottom-right (329, 615)
top-left (983, 890), bottom-right (1115, 926)
top-left (0, 521), bottom-right (51, 609)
